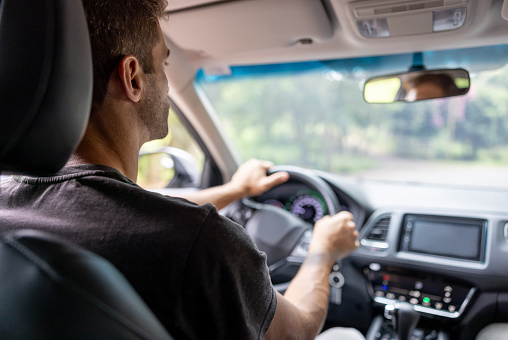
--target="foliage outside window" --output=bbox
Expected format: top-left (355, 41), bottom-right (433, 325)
top-left (197, 45), bottom-right (508, 188)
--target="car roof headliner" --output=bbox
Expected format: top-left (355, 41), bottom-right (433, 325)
top-left (162, 0), bottom-right (508, 64)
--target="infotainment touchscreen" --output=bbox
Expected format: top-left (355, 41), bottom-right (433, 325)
top-left (400, 215), bottom-right (486, 261)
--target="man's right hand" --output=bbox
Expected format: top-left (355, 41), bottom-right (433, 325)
top-left (309, 211), bottom-right (359, 264)
top-left (266, 211), bottom-right (361, 340)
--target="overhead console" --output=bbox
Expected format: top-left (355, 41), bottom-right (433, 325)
top-left (344, 0), bottom-right (477, 39)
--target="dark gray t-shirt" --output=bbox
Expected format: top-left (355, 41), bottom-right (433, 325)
top-left (0, 164), bottom-right (276, 339)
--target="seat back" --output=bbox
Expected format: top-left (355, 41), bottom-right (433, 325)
top-left (0, 230), bottom-right (173, 340)
top-left (0, 1), bottom-right (172, 338)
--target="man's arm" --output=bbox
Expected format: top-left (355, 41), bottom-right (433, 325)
top-left (266, 211), bottom-right (360, 340)
top-left (178, 159), bottom-right (289, 210)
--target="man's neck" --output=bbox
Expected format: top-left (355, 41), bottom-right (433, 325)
top-left (68, 143), bottom-right (139, 182)
top-left (67, 107), bottom-right (148, 183)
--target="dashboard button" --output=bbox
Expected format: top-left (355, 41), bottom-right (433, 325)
top-left (409, 290), bottom-right (421, 298)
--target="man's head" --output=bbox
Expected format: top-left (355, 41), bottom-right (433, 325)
top-left (406, 73), bottom-right (458, 101)
top-left (82, 0), bottom-right (168, 115)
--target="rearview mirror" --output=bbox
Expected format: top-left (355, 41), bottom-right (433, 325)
top-left (364, 68), bottom-right (470, 103)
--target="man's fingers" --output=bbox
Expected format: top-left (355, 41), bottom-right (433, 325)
top-left (330, 210), bottom-right (354, 222)
top-left (347, 220), bottom-right (357, 229)
top-left (260, 160), bottom-right (275, 169)
top-left (262, 171), bottom-right (289, 189)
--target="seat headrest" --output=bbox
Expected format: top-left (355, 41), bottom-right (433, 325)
top-left (0, 0), bottom-right (92, 175)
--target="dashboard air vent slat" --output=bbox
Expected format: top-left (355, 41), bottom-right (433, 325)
top-left (366, 216), bottom-right (391, 242)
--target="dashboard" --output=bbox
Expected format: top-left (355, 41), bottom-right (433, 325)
top-left (245, 172), bottom-right (508, 338)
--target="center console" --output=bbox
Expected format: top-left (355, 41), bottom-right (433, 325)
top-left (361, 213), bottom-right (486, 339)
top-left (365, 266), bottom-right (476, 318)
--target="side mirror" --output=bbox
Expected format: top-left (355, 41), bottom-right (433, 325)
top-left (364, 68), bottom-right (470, 103)
top-left (138, 147), bottom-right (201, 189)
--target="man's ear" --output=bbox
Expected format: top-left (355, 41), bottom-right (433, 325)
top-left (117, 56), bottom-right (145, 103)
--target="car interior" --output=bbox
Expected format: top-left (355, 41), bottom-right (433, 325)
top-left (2, 0), bottom-right (508, 339)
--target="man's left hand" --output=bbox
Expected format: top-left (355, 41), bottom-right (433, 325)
top-left (230, 159), bottom-right (289, 197)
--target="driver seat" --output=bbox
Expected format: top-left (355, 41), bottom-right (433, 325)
top-left (0, 0), bottom-right (172, 338)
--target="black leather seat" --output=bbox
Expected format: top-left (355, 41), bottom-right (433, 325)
top-left (0, 230), bottom-right (173, 339)
top-left (0, 0), bottom-right (172, 338)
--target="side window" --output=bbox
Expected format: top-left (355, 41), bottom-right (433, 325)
top-left (137, 108), bottom-right (204, 189)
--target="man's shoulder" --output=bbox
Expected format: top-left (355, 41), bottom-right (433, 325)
top-left (2, 163), bottom-right (220, 229)
top-left (55, 164), bottom-right (210, 209)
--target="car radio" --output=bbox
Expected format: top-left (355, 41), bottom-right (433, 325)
top-left (365, 266), bottom-right (476, 318)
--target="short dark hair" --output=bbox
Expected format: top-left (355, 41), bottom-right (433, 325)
top-left (82, 0), bottom-right (168, 113)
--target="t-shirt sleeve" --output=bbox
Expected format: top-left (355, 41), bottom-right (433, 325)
top-left (174, 204), bottom-right (277, 340)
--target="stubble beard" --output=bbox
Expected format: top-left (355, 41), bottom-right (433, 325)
top-left (139, 74), bottom-right (170, 142)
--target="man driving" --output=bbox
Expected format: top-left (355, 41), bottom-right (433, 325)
top-left (0, 1), bottom-right (362, 339)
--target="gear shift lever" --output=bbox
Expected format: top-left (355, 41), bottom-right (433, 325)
top-left (384, 302), bottom-right (420, 340)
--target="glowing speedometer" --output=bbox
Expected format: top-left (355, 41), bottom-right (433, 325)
top-left (288, 191), bottom-right (326, 223)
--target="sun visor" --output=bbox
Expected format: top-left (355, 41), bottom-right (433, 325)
top-left (165, 0), bottom-right (334, 57)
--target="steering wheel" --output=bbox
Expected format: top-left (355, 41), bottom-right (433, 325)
top-left (242, 165), bottom-right (341, 286)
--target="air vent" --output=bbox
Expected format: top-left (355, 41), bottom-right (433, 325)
top-left (367, 216), bottom-right (392, 242)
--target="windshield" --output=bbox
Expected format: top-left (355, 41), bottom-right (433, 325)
top-left (196, 44), bottom-right (508, 189)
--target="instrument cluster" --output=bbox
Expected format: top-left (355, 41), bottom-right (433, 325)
top-left (254, 183), bottom-right (328, 224)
